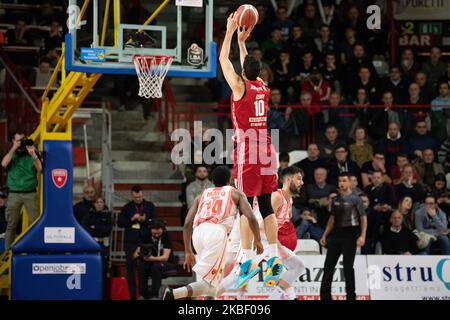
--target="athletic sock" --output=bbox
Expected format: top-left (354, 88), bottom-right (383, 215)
top-left (242, 249), bottom-right (254, 262)
top-left (173, 286), bottom-right (188, 299)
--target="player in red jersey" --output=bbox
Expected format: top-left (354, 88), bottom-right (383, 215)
top-left (219, 13), bottom-right (281, 288)
top-left (163, 166), bottom-right (263, 300)
top-left (218, 166), bottom-right (305, 299)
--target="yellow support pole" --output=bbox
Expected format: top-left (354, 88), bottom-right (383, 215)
top-left (142, 0), bottom-right (170, 28)
top-left (76, 0), bottom-right (90, 30)
top-left (114, 0), bottom-right (120, 47)
top-left (101, 0), bottom-right (111, 47)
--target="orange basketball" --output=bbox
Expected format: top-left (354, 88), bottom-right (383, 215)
top-left (235, 4), bottom-right (259, 29)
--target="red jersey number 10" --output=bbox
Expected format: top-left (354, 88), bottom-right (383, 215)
top-left (254, 100), bottom-right (265, 117)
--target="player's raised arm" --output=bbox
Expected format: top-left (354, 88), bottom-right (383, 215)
top-left (183, 195), bottom-right (200, 271)
top-left (233, 189), bottom-right (264, 254)
top-left (237, 26), bottom-right (253, 68)
top-left (219, 13), bottom-right (244, 97)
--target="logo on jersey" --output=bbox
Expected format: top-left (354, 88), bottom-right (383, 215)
top-left (52, 169), bottom-right (68, 188)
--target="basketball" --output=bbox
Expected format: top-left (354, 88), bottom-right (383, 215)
top-left (235, 4), bottom-right (259, 29)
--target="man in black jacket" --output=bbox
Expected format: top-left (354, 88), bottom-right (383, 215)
top-left (73, 185), bottom-right (96, 224)
top-left (327, 144), bottom-right (360, 187)
top-left (381, 211), bottom-right (418, 255)
top-left (117, 185), bottom-right (157, 300)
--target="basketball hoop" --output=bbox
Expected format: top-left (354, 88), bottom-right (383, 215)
top-left (133, 55), bottom-right (173, 99)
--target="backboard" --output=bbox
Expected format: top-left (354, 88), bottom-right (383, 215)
top-left (65, 0), bottom-right (216, 78)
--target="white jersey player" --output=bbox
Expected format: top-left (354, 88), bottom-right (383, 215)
top-left (163, 166), bottom-right (263, 300)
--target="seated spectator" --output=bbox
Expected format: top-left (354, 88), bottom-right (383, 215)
top-left (271, 50), bottom-right (296, 97)
top-left (73, 185), bottom-right (96, 224)
top-left (397, 196), bottom-right (415, 230)
top-left (415, 72), bottom-right (434, 102)
top-left (272, 6), bottom-right (293, 41)
top-left (349, 126), bottom-right (373, 168)
top-left (350, 88), bottom-right (370, 134)
top-left (383, 65), bottom-right (408, 104)
top-left (313, 24), bottom-right (335, 61)
top-left (32, 57), bottom-right (52, 87)
top-left (400, 48), bottom-right (421, 85)
top-left (277, 152), bottom-right (290, 187)
top-left (117, 185), bottom-right (157, 300)
top-left (394, 164), bottom-right (426, 205)
top-left (5, 18), bottom-right (31, 46)
top-left (345, 44), bottom-right (378, 94)
top-left (327, 144), bottom-right (360, 186)
top-left (1, 132), bottom-right (42, 252)
top-left (321, 52), bottom-right (343, 93)
top-left (301, 68), bottom-right (331, 117)
top-left (431, 173), bottom-right (450, 217)
top-left (365, 170), bottom-right (397, 228)
top-left (414, 148), bottom-right (445, 188)
top-left (285, 91), bottom-right (311, 150)
top-left (293, 51), bottom-right (316, 83)
top-left (82, 196), bottom-right (112, 298)
top-left (381, 211), bottom-right (418, 255)
top-left (377, 121), bottom-right (409, 172)
top-left (297, 4), bottom-right (321, 39)
top-left (297, 209), bottom-right (325, 242)
top-left (404, 82), bottom-right (429, 135)
top-left (390, 154), bottom-right (419, 184)
top-left (338, 27), bottom-right (357, 65)
top-left (349, 173), bottom-right (363, 196)
top-left (135, 218), bottom-right (175, 300)
top-left (259, 64), bottom-right (274, 86)
top-left (350, 65), bottom-right (381, 104)
top-left (185, 165), bottom-right (213, 209)
top-left (421, 47), bottom-right (447, 94)
top-left (409, 120), bottom-right (438, 160)
top-left (44, 20), bottom-right (63, 51)
top-left (304, 167), bottom-right (337, 229)
top-left (415, 195), bottom-right (450, 255)
top-left (361, 150), bottom-right (392, 188)
top-left (44, 46), bottom-right (61, 67)
top-left (438, 61), bottom-right (450, 88)
top-left (293, 143), bottom-right (325, 185)
top-left (327, 91), bottom-right (351, 138)
top-left (38, 0), bottom-right (61, 26)
top-left (318, 125), bottom-right (345, 162)
top-left (261, 27), bottom-right (284, 64)
top-left (342, 5), bottom-right (367, 40)
top-left (430, 81), bottom-right (450, 143)
top-left (288, 24), bottom-right (314, 60)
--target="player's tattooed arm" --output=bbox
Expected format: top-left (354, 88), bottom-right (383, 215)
top-left (219, 13), bottom-right (245, 99)
top-left (233, 190), bottom-right (264, 254)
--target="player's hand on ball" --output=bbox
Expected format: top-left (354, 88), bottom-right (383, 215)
top-left (226, 12), bottom-right (238, 33)
top-left (237, 25), bottom-right (253, 43)
top-left (254, 240), bottom-right (264, 255)
top-left (356, 236), bottom-right (365, 247)
top-left (319, 236), bottom-right (327, 247)
top-left (183, 252), bottom-right (196, 272)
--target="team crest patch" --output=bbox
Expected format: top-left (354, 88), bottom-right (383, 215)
top-left (52, 169), bottom-right (68, 188)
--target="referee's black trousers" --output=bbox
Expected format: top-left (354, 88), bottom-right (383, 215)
top-left (320, 227), bottom-right (359, 300)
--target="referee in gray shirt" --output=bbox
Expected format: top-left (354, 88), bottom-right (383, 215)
top-left (319, 173), bottom-right (367, 300)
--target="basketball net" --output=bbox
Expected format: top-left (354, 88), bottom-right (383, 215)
top-left (133, 55), bottom-right (173, 99)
